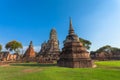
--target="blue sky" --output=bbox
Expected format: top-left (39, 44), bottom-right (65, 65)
top-left (0, 0), bottom-right (120, 52)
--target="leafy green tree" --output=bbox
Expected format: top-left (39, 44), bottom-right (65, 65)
top-left (79, 37), bottom-right (92, 50)
top-left (0, 44), bottom-right (2, 51)
top-left (110, 47), bottom-right (120, 54)
top-left (5, 40), bottom-right (23, 53)
top-left (96, 45), bottom-right (111, 53)
top-left (95, 45), bottom-right (120, 54)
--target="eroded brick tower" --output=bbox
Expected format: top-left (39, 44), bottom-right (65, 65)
top-left (38, 28), bottom-right (60, 61)
top-left (23, 41), bottom-right (36, 62)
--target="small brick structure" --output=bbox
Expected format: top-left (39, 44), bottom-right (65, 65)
top-left (22, 41), bottom-right (36, 62)
top-left (0, 52), bottom-right (21, 61)
top-left (57, 19), bottom-right (94, 68)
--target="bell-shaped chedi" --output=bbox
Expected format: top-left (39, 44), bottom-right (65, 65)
top-left (23, 41), bottom-right (36, 58)
top-left (57, 18), bottom-right (94, 68)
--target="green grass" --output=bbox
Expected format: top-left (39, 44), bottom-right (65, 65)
top-left (1, 61), bottom-right (120, 80)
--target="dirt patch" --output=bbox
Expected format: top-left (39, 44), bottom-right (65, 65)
top-left (22, 68), bottom-right (43, 73)
top-left (0, 64), bottom-right (10, 67)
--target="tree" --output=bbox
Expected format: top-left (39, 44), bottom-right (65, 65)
top-left (110, 47), bottom-right (120, 55)
top-left (92, 45), bottom-right (120, 54)
top-left (5, 40), bottom-right (23, 53)
top-left (96, 45), bottom-right (112, 53)
top-left (79, 37), bottom-right (92, 50)
top-left (0, 44), bottom-right (2, 51)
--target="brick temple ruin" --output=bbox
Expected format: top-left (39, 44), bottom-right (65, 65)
top-left (37, 28), bottom-right (60, 63)
top-left (0, 19), bottom-right (95, 66)
top-left (57, 19), bottom-right (94, 68)
top-left (0, 51), bottom-right (21, 65)
top-left (0, 51), bottom-right (21, 61)
top-left (23, 41), bottom-right (36, 62)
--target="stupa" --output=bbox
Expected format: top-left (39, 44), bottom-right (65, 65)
top-left (23, 41), bottom-right (36, 62)
top-left (57, 18), bottom-right (94, 68)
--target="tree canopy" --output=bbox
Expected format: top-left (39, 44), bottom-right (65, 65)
top-left (79, 37), bottom-right (92, 50)
top-left (93, 45), bottom-right (120, 54)
top-left (5, 40), bottom-right (23, 53)
top-left (0, 44), bottom-right (2, 51)
top-left (96, 45), bottom-right (111, 53)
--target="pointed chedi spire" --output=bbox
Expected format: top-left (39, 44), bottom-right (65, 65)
top-left (29, 41), bottom-right (33, 47)
top-left (69, 17), bottom-right (75, 35)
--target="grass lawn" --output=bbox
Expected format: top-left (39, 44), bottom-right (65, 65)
top-left (0, 61), bottom-right (120, 80)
